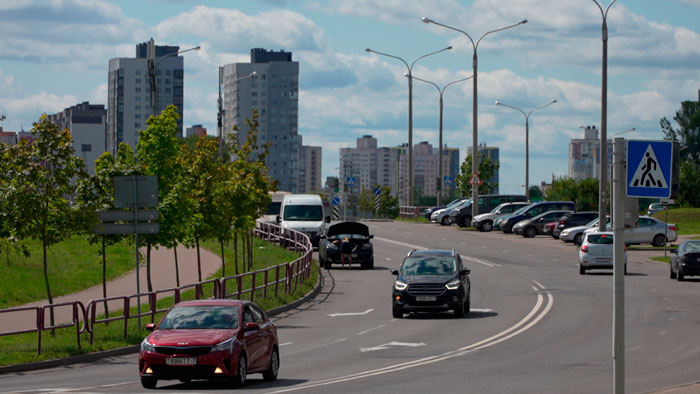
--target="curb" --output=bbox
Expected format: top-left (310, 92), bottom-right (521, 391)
top-left (0, 269), bottom-right (323, 375)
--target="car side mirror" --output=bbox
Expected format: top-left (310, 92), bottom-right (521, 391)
top-left (276, 215), bottom-right (281, 224)
top-left (538, 218), bottom-right (544, 222)
top-left (245, 322), bottom-right (260, 331)
top-left (145, 323), bottom-right (155, 332)
top-left (671, 249), bottom-right (678, 254)
top-left (325, 216), bottom-right (331, 223)
top-left (369, 234), bottom-right (374, 239)
top-left (390, 270), bottom-right (399, 276)
top-left (461, 269), bottom-right (471, 276)
top-left (320, 234), bottom-right (327, 239)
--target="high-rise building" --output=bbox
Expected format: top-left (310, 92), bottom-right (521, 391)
top-left (568, 126), bottom-right (612, 180)
top-left (222, 48), bottom-right (300, 192)
top-left (298, 145), bottom-right (322, 193)
top-left (48, 102), bottom-right (106, 174)
top-left (107, 39), bottom-right (184, 155)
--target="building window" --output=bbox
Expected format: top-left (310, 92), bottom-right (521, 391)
top-left (81, 144), bottom-right (91, 152)
top-left (135, 87), bottom-right (141, 93)
top-left (135, 105), bottom-right (141, 110)
top-left (135, 78), bottom-right (141, 84)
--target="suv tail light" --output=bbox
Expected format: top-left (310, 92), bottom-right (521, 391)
top-left (580, 245), bottom-right (588, 253)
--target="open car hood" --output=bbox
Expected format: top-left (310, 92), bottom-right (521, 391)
top-left (327, 221), bottom-right (370, 237)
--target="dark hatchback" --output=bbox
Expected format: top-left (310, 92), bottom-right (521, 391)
top-left (670, 240), bottom-right (700, 281)
top-left (500, 201), bottom-right (576, 233)
top-left (391, 249), bottom-right (471, 318)
top-left (318, 221), bottom-right (374, 269)
top-left (552, 211), bottom-right (598, 239)
top-left (512, 210), bottom-right (573, 238)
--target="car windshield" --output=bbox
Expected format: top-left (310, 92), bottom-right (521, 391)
top-left (446, 199), bottom-right (467, 209)
top-left (512, 205), bottom-right (530, 215)
top-left (329, 233), bottom-right (366, 240)
top-left (283, 205), bottom-right (323, 221)
top-left (587, 234), bottom-right (613, 244)
top-left (401, 256), bottom-right (456, 275)
top-left (490, 203), bottom-right (508, 214)
top-left (159, 305), bottom-right (240, 330)
top-left (684, 241), bottom-right (700, 253)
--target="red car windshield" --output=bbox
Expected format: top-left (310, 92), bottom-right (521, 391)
top-left (158, 305), bottom-right (240, 330)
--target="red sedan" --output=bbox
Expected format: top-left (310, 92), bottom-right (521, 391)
top-left (139, 299), bottom-right (279, 389)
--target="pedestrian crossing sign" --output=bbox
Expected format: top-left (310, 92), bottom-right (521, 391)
top-left (626, 140), bottom-right (672, 198)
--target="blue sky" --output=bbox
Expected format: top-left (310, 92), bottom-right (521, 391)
top-left (1, 0), bottom-right (699, 194)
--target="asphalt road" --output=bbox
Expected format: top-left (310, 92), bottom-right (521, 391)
top-left (1, 221), bottom-right (699, 394)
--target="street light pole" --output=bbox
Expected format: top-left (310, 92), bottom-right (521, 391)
top-left (148, 43), bottom-right (201, 117)
top-left (494, 100), bottom-right (557, 201)
top-left (365, 46), bottom-right (452, 206)
top-left (411, 74), bottom-right (472, 206)
top-left (422, 17), bottom-right (527, 220)
top-left (592, 0), bottom-right (617, 232)
top-left (218, 69), bottom-right (256, 159)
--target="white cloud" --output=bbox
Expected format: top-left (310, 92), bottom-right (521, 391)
top-left (0, 91), bottom-right (79, 129)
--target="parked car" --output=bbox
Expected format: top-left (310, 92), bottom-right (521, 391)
top-left (542, 221), bottom-right (557, 236)
top-left (139, 299), bottom-right (279, 389)
top-left (579, 231), bottom-right (627, 275)
top-left (552, 212), bottom-right (599, 239)
top-left (670, 240), bottom-right (700, 281)
top-left (560, 217), bottom-right (609, 246)
top-left (513, 210), bottom-right (574, 238)
top-left (500, 201), bottom-right (576, 233)
top-left (472, 202), bottom-right (531, 232)
top-left (647, 202), bottom-right (665, 216)
top-left (431, 198), bottom-right (470, 225)
top-left (494, 205), bottom-right (531, 231)
top-left (450, 194), bottom-right (527, 227)
top-left (260, 191), bottom-right (291, 225)
top-left (391, 249), bottom-right (471, 318)
top-left (318, 221), bottom-right (374, 269)
top-left (276, 194), bottom-right (330, 247)
top-left (424, 206), bottom-right (445, 220)
top-left (583, 216), bottom-right (677, 247)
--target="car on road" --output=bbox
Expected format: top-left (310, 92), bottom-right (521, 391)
top-left (560, 216), bottom-right (610, 245)
top-left (670, 240), bottom-right (700, 281)
top-left (512, 210), bottom-right (574, 238)
top-left (552, 211), bottom-right (599, 239)
top-left (583, 216), bottom-right (677, 247)
top-left (318, 221), bottom-right (374, 269)
top-left (139, 299), bottom-right (279, 389)
top-left (450, 194), bottom-right (527, 228)
top-left (472, 202), bottom-right (531, 232)
top-left (499, 201), bottom-right (576, 233)
top-left (579, 231), bottom-right (626, 275)
top-left (391, 249), bottom-right (471, 318)
top-left (431, 198), bottom-right (469, 225)
top-left (647, 202), bottom-right (665, 216)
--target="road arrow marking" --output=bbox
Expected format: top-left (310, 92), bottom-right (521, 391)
top-left (360, 341), bottom-right (426, 352)
top-left (328, 309), bottom-right (374, 317)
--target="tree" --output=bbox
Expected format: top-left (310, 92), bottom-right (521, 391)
top-left (661, 100), bottom-right (700, 166)
top-left (455, 153), bottom-right (499, 197)
top-left (546, 176), bottom-right (600, 211)
top-left (377, 186), bottom-right (399, 218)
top-left (3, 116), bottom-right (88, 327)
top-left (678, 161), bottom-right (700, 207)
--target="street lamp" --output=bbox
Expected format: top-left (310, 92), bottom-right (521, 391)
top-left (148, 44), bottom-right (201, 116)
top-left (422, 16), bottom-right (527, 220)
top-left (494, 99), bottom-right (557, 201)
top-left (410, 73), bottom-right (472, 206)
top-left (591, 0), bottom-right (617, 232)
top-left (365, 46), bottom-right (452, 206)
top-left (218, 69), bottom-right (256, 158)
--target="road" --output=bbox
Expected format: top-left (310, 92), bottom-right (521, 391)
top-left (1, 221), bottom-right (699, 393)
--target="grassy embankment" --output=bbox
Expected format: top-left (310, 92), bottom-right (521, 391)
top-left (0, 236), bottom-right (317, 366)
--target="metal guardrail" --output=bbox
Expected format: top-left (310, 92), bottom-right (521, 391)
top-left (0, 222), bottom-right (313, 355)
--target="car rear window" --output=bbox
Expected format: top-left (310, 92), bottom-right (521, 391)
top-left (401, 256), bottom-right (456, 275)
top-left (587, 234), bottom-right (613, 245)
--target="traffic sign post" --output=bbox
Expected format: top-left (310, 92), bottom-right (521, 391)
top-left (626, 140), bottom-right (673, 198)
top-left (373, 187), bottom-right (382, 216)
top-left (469, 172), bottom-right (482, 186)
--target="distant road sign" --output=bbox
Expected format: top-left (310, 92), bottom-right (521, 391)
top-left (97, 210), bottom-right (159, 222)
top-left (443, 176), bottom-right (453, 185)
top-left (469, 172), bottom-right (482, 186)
top-left (346, 177), bottom-right (356, 186)
top-left (114, 175), bottom-right (158, 208)
top-left (627, 140), bottom-right (672, 198)
top-left (373, 187), bottom-right (381, 196)
top-left (332, 196), bottom-right (341, 206)
top-left (94, 223), bottom-right (160, 235)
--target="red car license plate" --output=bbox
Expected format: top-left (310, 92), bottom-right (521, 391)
top-left (166, 357), bottom-right (197, 365)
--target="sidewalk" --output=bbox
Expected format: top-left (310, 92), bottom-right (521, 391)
top-left (0, 245), bottom-right (222, 334)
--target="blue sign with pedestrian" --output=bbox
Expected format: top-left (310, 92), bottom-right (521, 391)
top-left (373, 187), bottom-right (381, 196)
top-left (346, 177), bottom-right (356, 186)
top-left (443, 176), bottom-right (453, 185)
top-left (627, 140), bottom-right (672, 198)
top-left (332, 196), bottom-right (341, 206)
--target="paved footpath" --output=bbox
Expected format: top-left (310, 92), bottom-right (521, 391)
top-left (0, 245), bottom-right (222, 334)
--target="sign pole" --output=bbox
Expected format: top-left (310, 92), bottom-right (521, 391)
top-left (613, 137), bottom-right (625, 393)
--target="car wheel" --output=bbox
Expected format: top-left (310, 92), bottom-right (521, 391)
top-left (524, 227), bottom-right (537, 238)
top-left (361, 259), bottom-right (374, 269)
top-left (579, 265), bottom-right (585, 275)
top-left (677, 270), bottom-right (685, 282)
top-left (453, 295), bottom-right (465, 318)
top-left (652, 234), bottom-right (666, 247)
top-left (552, 233), bottom-right (559, 239)
top-left (482, 221), bottom-right (493, 232)
top-left (464, 293), bottom-right (471, 314)
top-left (458, 217), bottom-right (469, 227)
top-left (441, 216), bottom-right (449, 226)
top-left (574, 233), bottom-right (584, 246)
top-left (262, 347), bottom-right (279, 381)
top-left (503, 224), bottom-right (512, 234)
top-left (231, 353), bottom-right (247, 387)
top-left (670, 265), bottom-right (677, 279)
top-left (392, 306), bottom-right (403, 319)
top-left (141, 378), bottom-right (157, 389)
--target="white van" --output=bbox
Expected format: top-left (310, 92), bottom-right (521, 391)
top-left (260, 191), bottom-right (291, 224)
top-left (276, 194), bottom-right (330, 246)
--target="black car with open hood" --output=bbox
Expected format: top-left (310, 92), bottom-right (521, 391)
top-left (318, 222), bottom-right (374, 269)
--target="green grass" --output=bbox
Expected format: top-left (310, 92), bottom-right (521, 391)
top-left (650, 256), bottom-right (670, 263)
top-left (0, 237), bottom-right (135, 309)
top-left (0, 236), bottom-right (318, 367)
top-left (394, 216), bottom-right (430, 223)
top-left (652, 207), bottom-right (700, 235)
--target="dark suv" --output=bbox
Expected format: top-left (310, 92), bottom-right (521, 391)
top-left (552, 211), bottom-right (598, 239)
top-left (391, 249), bottom-right (471, 318)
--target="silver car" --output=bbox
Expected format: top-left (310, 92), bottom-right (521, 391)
top-left (431, 198), bottom-right (469, 226)
top-left (579, 231), bottom-right (627, 275)
top-left (471, 202), bottom-right (531, 232)
top-left (583, 216), bottom-right (677, 247)
top-left (560, 217), bottom-right (610, 245)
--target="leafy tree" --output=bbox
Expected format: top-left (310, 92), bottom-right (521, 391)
top-left (546, 176), bottom-right (600, 211)
top-left (0, 141), bottom-right (30, 267)
top-left (678, 161), bottom-right (700, 207)
top-left (661, 100), bottom-right (700, 166)
top-left (377, 186), bottom-right (399, 218)
top-left (357, 186), bottom-right (374, 212)
top-left (455, 153), bottom-right (499, 197)
top-left (3, 116), bottom-right (88, 327)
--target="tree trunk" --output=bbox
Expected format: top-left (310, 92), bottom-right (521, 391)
top-left (173, 246), bottom-right (180, 287)
top-left (249, 230), bottom-right (254, 270)
top-left (102, 236), bottom-right (109, 324)
top-left (195, 236), bottom-right (202, 283)
top-left (43, 235), bottom-right (55, 334)
top-left (242, 231), bottom-right (246, 271)
top-left (234, 232), bottom-right (239, 275)
top-left (219, 239), bottom-right (226, 277)
top-left (146, 242), bottom-right (153, 292)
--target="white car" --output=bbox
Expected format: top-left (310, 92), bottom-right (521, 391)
top-left (431, 198), bottom-right (469, 225)
top-left (560, 216), bottom-right (610, 245)
top-left (579, 231), bottom-right (627, 275)
top-left (582, 216), bottom-right (677, 247)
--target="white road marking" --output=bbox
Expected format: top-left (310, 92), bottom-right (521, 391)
top-left (503, 250), bottom-right (510, 253)
top-left (470, 308), bottom-right (494, 313)
top-left (374, 236), bottom-right (426, 251)
top-left (441, 238), bottom-right (447, 241)
top-left (659, 330), bottom-right (667, 336)
top-left (284, 338), bottom-right (348, 356)
top-left (356, 324), bottom-right (386, 336)
top-left (385, 257), bottom-right (392, 261)
top-left (552, 258), bottom-right (560, 262)
top-left (360, 341), bottom-right (426, 352)
top-left (328, 309), bottom-right (374, 317)
top-left (460, 242), bottom-right (466, 245)
top-left (630, 346), bottom-right (643, 352)
top-left (463, 256), bottom-right (501, 268)
top-left (279, 342), bottom-right (294, 346)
